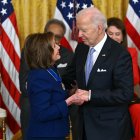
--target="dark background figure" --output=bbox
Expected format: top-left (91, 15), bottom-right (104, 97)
top-left (63, 7), bottom-right (134, 140)
top-left (19, 19), bottom-right (74, 140)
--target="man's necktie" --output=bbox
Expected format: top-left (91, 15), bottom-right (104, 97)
top-left (85, 48), bottom-right (95, 84)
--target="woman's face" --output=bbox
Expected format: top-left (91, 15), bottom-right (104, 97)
top-left (51, 39), bottom-right (60, 63)
top-left (107, 25), bottom-right (123, 44)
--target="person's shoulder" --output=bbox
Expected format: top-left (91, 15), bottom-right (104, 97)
top-left (106, 37), bottom-right (131, 60)
top-left (60, 45), bottom-right (73, 52)
top-left (107, 37), bottom-right (124, 51)
top-left (29, 68), bottom-right (49, 78)
top-left (108, 37), bottom-right (126, 51)
top-left (60, 45), bottom-right (74, 54)
top-left (77, 42), bottom-right (87, 47)
top-left (107, 36), bottom-right (119, 47)
top-left (75, 42), bottom-right (88, 52)
top-left (28, 68), bottom-right (56, 85)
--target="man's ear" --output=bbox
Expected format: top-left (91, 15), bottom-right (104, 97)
top-left (98, 24), bottom-right (104, 35)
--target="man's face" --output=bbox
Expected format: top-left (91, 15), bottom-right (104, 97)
top-left (47, 24), bottom-right (64, 45)
top-left (76, 17), bottom-right (100, 46)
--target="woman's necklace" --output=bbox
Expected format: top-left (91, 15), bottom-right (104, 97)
top-left (47, 68), bottom-right (61, 82)
top-left (47, 68), bottom-right (65, 90)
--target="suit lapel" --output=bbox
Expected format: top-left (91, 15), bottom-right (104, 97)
top-left (81, 44), bottom-right (89, 68)
top-left (87, 37), bottom-right (112, 86)
top-left (76, 43), bottom-right (89, 87)
top-left (81, 45), bottom-right (89, 86)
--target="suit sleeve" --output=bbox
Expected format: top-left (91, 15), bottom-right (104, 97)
top-left (62, 51), bottom-right (77, 90)
top-left (90, 50), bottom-right (134, 105)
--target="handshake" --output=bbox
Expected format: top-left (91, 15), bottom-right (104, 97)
top-left (65, 87), bottom-right (90, 106)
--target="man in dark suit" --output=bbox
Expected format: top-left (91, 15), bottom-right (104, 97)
top-left (19, 19), bottom-right (74, 140)
top-left (63, 7), bottom-right (134, 140)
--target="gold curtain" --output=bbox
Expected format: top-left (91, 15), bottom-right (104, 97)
top-left (94, 0), bottom-right (129, 19)
top-left (12, 0), bottom-right (129, 50)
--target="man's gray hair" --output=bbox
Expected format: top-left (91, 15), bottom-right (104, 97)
top-left (76, 7), bottom-right (107, 30)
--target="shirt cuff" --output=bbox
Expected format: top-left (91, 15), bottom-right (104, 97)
top-left (88, 90), bottom-right (91, 101)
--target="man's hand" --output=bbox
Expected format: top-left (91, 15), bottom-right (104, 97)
top-left (65, 88), bottom-right (90, 106)
top-left (75, 89), bottom-right (89, 102)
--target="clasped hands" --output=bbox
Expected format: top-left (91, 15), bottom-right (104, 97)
top-left (66, 88), bottom-right (89, 106)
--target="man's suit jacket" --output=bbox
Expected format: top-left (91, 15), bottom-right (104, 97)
top-left (26, 68), bottom-right (69, 138)
top-left (63, 36), bottom-right (134, 140)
